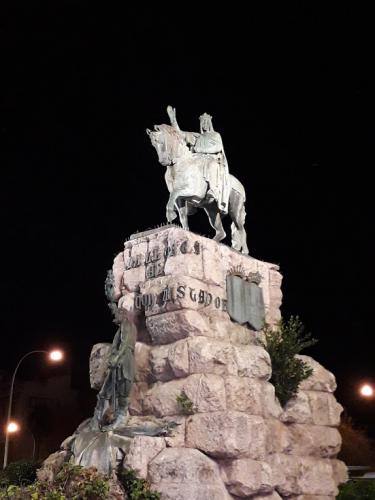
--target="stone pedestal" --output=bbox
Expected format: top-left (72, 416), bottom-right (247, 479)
top-left (113, 227), bottom-right (346, 499)
top-left (42, 226), bottom-right (347, 499)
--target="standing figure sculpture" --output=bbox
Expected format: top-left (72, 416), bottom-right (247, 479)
top-left (147, 106), bottom-right (249, 254)
top-left (92, 271), bottom-right (136, 431)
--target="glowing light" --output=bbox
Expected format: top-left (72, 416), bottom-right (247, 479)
top-left (49, 350), bottom-right (63, 362)
top-left (360, 384), bottom-right (374, 397)
top-left (7, 422), bottom-right (19, 433)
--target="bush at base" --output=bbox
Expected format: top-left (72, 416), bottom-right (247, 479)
top-left (0, 462), bottom-right (161, 499)
top-left (0, 460), bottom-right (39, 487)
top-left (337, 479), bottom-right (375, 499)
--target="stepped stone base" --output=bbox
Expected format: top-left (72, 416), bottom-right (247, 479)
top-left (39, 227), bottom-right (347, 499)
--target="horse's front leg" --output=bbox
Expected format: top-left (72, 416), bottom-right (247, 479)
top-left (166, 192), bottom-right (178, 222)
top-left (176, 199), bottom-right (189, 231)
top-left (204, 203), bottom-right (226, 242)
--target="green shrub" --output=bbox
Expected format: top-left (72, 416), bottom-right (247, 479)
top-left (0, 463), bottom-right (161, 499)
top-left (0, 460), bottom-right (38, 486)
top-left (176, 390), bottom-right (196, 415)
top-left (262, 316), bottom-right (317, 406)
top-left (118, 468), bottom-right (160, 499)
top-left (0, 463), bottom-right (110, 499)
top-left (337, 479), bottom-right (375, 499)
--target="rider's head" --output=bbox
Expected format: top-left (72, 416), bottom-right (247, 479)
top-left (199, 113), bottom-right (213, 133)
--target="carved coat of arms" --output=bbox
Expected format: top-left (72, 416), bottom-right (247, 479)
top-left (226, 271), bottom-right (265, 331)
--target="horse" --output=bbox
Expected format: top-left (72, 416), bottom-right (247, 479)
top-left (147, 124), bottom-right (249, 254)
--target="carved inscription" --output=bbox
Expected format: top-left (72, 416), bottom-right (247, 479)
top-left (134, 285), bottom-right (227, 312)
top-left (125, 240), bottom-right (201, 280)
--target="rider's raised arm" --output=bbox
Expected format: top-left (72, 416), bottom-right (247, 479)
top-left (167, 105), bottom-right (180, 131)
top-left (167, 105), bottom-right (198, 147)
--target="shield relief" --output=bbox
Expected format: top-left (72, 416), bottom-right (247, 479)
top-left (226, 275), bottom-right (265, 331)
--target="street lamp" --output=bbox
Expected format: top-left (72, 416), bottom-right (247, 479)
top-left (2, 349), bottom-right (63, 469)
top-left (360, 383), bottom-right (374, 398)
top-left (6, 422), bottom-right (19, 434)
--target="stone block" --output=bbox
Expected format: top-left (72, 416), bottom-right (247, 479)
top-left (233, 344), bottom-right (272, 380)
top-left (307, 391), bottom-right (343, 426)
top-left (148, 448), bottom-right (231, 500)
top-left (281, 391), bottom-right (313, 424)
top-left (268, 454), bottom-right (338, 497)
top-left (112, 252), bottom-right (125, 299)
top-left (252, 493), bottom-right (283, 500)
top-left (123, 436), bottom-right (165, 479)
top-left (146, 310), bottom-right (211, 344)
top-left (187, 337), bottom-right (237, 376)
top-left (287, 424), bottom-right (341, 458)
top-left (186, 411), bottom-right (267, 459)
top-left (331, 459), bottom-right (348, 485)
top-left (129, 382), bottom-right (148, 416)
top-left (134, 342), bottom-right (151, 383)
top-left (143, 374), bottom-right (226, 417)
top-left (163, 415), bottom-right (186, 448)
top-left (221, 458), bottom-right (275, 497)
top-left (224, 377), bottom-right (282, 418)
top-left (298, 355), bottom-right (337, 392)
top-left (266, 418), bottom-right (291, 454)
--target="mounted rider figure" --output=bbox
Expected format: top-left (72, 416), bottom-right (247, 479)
top-left (167, 106), bottom-right (230, 214)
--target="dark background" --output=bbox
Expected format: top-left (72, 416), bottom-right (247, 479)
top-left (1, 4), bottom-right (374, 434)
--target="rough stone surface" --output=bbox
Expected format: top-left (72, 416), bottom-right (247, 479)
top-left (307, 391), bottom-right (343, 426)
top-left (287, 424), bottom-right (341, 458)
top-left (221, 458), bottom-right (275, 497)
top-left (268, 454), bottom-right (338, 497)
top-left (134, 342), bottom-right (151, 382)
top-left (37, 450), bottom-right (69, 482)
top-left (146, 309), bottom-right (211, 344)
top-left (143, 374), bottom-right (226, 417)
top-left (252, 493), bottom-right (283, 500)
top-left (186, 411), bottom-right (267, 459)
top-left (124, 436), bottom-right (165, 479)
top-left (148, 448), bottom-right (232, 500)
top-left (298, 355), bottom-right (337, 392)
top-left (224, 377), bottom-right (282, 418)
top-left (331, 458), bottom-right (348, 485)
top-left (281, 391), bottom-right (313, 424)
top-left (266, 418), bottom-right (291, 454)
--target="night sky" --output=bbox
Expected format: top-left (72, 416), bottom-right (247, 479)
top-left (1, 5), bottom-right (374, 433)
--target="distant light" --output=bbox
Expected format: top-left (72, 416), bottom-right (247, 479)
top-left (49, 350), bottom-right (63, 362)
top-left (360, 384), bottom-right (374, 397)
top-left (7, 422), bottom-right (19, 433)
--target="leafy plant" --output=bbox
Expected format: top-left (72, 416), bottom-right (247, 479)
top-left (262, 316), bottom-right (317, 406)
top-left (176, 390), bottom-right (197, 415)
top-left (0, 460), bottom-right (39, 487)
top-left (337, 479), bottom-right (375, 499)
top-left (0, 463), bottom-right (110, 499)
top-left (118, 468), bottom-right (160, 500)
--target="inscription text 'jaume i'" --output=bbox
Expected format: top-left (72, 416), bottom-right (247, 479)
top-left (125, 239), bottom-right (201, 271)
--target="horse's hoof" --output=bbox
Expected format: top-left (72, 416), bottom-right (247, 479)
top-left (214, 233), bottom-right (226, 242)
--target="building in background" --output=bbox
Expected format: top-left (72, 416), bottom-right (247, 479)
top-left (0, 369), bottom-right (94, 463)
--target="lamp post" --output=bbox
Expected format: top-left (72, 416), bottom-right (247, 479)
top-left (31, 431), bottom-right (36, 461)
top-left (360, 383), bottom-right (374, 398)
top-left (2, 349), bottom-right (63, 469)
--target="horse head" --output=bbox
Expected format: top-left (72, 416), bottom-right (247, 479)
top-left (146, 124), bottom-right (189, 166)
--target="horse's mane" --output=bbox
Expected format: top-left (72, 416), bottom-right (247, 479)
top-left (156, 124), bottom-right (185, 145)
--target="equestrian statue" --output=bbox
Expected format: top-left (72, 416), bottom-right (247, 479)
top-left (147, 106), bottom-right (249, 254)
